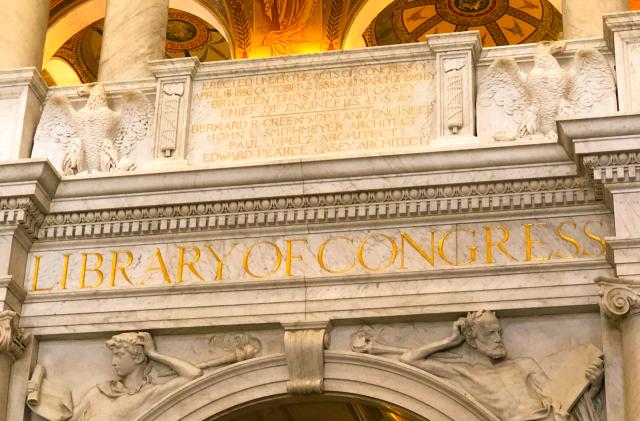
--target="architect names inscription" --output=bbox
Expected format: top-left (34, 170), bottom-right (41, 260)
top-left (27, 216), bottom-right (611, 292)
top-left (188, 61), bottom-right (437, 164)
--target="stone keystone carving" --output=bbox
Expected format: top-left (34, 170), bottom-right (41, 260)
top-left (352, 311), bottom-right (605, 421)
top-left (0, 310), bottom-right (29, 361)
top-left (283, 322), bottom-right (331, 395)
top-left (478, 41), bottom-right (617, 142)
top-left (33, 83), bottom-right (153, 175)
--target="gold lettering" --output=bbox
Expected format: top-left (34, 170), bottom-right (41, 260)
top-left (285, 239), bottom-right (307, 277)
top-left (524, 223), bottom-right (551, 262)
top-left (317, 236), bottom-right (356, 274)
top-left (140, 248), bottom-right (172, 285)
top-left (583, 220), bottom-right (607, 257)
top-left (458, 229), bottom-right (478, 265)
top-left (177, 246), bottom-right (204, 283)
top-left (485, 225), bottom-right (517, 264)
top-left (438, 229), bottom-right (457, 266)
top-left (205, 243), bottom-right (238, 281)
top-left (80, 253), bottom-right (104, 288)
top-left (31, 256), bottom-right (51, 292)
top-left (109, 251), bottom-right (135, 286)
top-left (555, 221), bottom-right (581, 259)
top-left (59, 254), bottom-right (71, 289)
top-left (358, 234), bottom-right (398, 272)
top-left (400, 231), bottom-right (436, 269)
top-left (243, 241), bottom-right (282, 279)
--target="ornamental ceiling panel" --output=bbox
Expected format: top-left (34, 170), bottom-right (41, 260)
top-left (363, 0), bottom-right (563, 47)
top-left (51, 8), bottom-right (231, 83)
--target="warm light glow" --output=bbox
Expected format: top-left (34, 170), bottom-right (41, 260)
top-left (169, 0), bottom-right (231, 44)
top-left (45, 0), bottom-right (106, 63)
top-left (44, 57), bottom-right (82, 86)
top-left (630, 0), bottom-right (640, 10)
top-left (45, 0), bottom-right (232, 65)
top-left (343, 0), bottom-right (395, 49)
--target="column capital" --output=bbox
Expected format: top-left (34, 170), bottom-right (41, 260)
top-left (0, 310), bottom-right (28, 361)
top-left (596, 276), bottom-right (640, 319)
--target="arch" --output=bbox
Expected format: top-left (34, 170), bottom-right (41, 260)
top-left (136, 351), bottom-right (498, 421)
top-left (342, 0), bottom-right (395, 50)
top-left (44, 0), bottom-right (232, 64)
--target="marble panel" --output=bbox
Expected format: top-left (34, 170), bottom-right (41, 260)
top-left (187, 47), bottom-right (438, 166)
top-left (25, 215), bottom-right (612, 293)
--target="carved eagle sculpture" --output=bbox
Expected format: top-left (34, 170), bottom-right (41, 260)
top-left (34, 83), bottom-right (153, 175)
top-left (478, 41), bottom-right (617, 142)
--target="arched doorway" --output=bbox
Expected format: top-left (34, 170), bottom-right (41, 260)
top-left (211, 395), bottom-right (423, 421)
top-left (136, 352), bottom-right (498, 421)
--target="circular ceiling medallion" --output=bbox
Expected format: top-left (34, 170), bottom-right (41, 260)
top-left (364, 0), bottom-right (562, 48)
top-left (436, 0), bottom-right (509, 26)
top-left (165, 10), bottom-right (210, 51)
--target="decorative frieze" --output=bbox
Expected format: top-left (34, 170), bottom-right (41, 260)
top-left (34, 176), bottom-right (595, 241)
top-left (583, 152), bottom-right (640, 184)
top-left (0, 197), bottom-right (44, 237)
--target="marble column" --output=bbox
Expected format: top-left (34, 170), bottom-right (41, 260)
top-left (98, 0), bottom-right (170, 82)
top-left (597, 277), bottom-right (640, 421)
top-left (0, 0), bottom-right (49, 70)
top-left (563, 0), bottom-right (626, 39)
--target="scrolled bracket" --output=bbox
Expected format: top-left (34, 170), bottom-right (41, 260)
top-left (0, 310), bottom-right (29, 361)
top-left (596, 276), bottom-right (640, 320)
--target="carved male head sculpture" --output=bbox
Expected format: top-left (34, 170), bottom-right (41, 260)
top-left (462, 310), bottom-right (507, 359)
top-left (106, 332), bottom-right (150, 379)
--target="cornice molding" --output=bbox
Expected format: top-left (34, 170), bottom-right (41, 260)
top-left (582, 151), bottom-right (640, 184)
top-left (0, 197), bottom-right (45, 237)
top-left (34, 175), bottom-right (596, 241)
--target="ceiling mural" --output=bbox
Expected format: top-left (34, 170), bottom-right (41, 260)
top-left (363, 0), bottom-right (563, 47)
top-left (226, 0), bottom-right (357, 58)
top-left (46, 0), bottom-right (564, 84)
top-left (51, 9), bottom-right (231, 84)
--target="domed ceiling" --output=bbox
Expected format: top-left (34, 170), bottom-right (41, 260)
top-left (46, 0), bottom-right (564, 84)
top-left (364, 0), bottom-right (563, 47)
top-left (50, 8), bottom-right (231, 84)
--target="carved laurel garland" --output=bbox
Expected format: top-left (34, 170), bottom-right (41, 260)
top-left (32, 176), bottom-right (597, 241)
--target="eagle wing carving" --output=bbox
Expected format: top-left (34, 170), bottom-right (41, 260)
top-left (568, 48), bottom-right (617, 118)
top-left (34, 94), bottom-right (76, 147)
top-left (33, 94), bottom-right (82, 175)
top-left (477, 57), bottom-right (529, 141)
top-left (114, 90), bottom-right (154, 157)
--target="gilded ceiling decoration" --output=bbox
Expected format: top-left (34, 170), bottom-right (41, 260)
top-left (227, 0), bottom-right (354, 58)
top-left (364, 0), bottom-right (563, 47)
top-left (52, 9), bottom-right (231, 83)
top-left (46, 0), bottom-right (565, 84)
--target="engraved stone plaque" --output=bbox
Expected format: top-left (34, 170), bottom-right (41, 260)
top-left (187, 45), bottom-right (437, 165)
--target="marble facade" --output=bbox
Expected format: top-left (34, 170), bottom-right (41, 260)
top-left (1, 6), bottom-right (640, 421)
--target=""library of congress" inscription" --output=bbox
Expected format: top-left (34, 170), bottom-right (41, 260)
top-left (27, 217), bottom-right (610, 292)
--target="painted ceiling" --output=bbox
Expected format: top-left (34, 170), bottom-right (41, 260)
top-left (365, 0), bottom-right (562, 47)
top-left (47, 0), bottom-right (562, 84)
